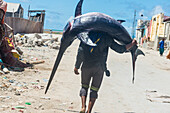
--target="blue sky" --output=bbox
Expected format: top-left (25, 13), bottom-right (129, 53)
top-left (4, 0), bottom-right (170, 33)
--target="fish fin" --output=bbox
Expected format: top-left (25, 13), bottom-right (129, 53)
top-left (117, 19), bottom-right (126, 24)
top-left (77, 32), bottom-right (97, 46)
top-left (135, 49), bottom-right (145, 58)
top-left (131, 52), bottom-right (136, 84)
top-left (75, 0), bottom-right (84, 17)
top-left (131, 48), bottom-right (145, 84)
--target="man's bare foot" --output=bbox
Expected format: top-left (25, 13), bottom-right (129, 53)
top-left (80, 107), bottom-right (86, 113)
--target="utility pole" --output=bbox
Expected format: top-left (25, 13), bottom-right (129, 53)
top-left (131, 10), bottom-right (136, 39)
top-left (28, 5), bottom-right (30, 19)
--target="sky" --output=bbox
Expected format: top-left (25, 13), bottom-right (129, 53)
top-left (4, 0), bottom-right (170, 34)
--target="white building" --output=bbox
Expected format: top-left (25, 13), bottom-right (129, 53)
top-left (6, 3), bottom-right (23, 18)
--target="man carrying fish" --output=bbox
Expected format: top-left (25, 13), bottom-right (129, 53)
top-left (74, 31), bottom-right (137, 113)
top-left (45, 0), bottom-right (144, 112)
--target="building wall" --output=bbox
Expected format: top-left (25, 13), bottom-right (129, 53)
top-left (150, 13), bottom-right (165, 41)
top-left (5, 17), bottom-right (43, 34)
top-left (147, 20), bottom-right (152, 40)
top-left (164, 22), bottom-right (170, 41)
top-left (136, 20), bottom-right (150, 46)
top-left (136, 20), bottom-right (143, 44)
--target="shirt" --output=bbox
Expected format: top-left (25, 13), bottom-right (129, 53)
top-left (75, 31), bottom-right (126, 69)
top-left (159, 40), bottom-right (164, 49)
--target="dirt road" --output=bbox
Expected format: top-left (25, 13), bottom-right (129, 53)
top-left (0, 40), bottom-right (170, 113)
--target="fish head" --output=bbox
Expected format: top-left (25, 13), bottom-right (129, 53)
top-left (60, 21), bottom-right (76, 51)
top-left (45, 21), bottom-right (76, 94)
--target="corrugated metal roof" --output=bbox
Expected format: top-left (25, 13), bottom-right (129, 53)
top-left (6, 3), bottom-right (21, 13)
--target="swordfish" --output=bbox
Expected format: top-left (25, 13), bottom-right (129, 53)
top-left (45, 0), bottom-right (145, 94)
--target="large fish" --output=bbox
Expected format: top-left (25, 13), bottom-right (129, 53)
top-left (45, 0), bottom-right (144, 94)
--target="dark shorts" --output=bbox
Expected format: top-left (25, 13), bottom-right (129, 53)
top-left (81, 65), bottom-right (104, 92)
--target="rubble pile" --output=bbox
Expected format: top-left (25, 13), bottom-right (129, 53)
top-left (14, 33), bottom-right (62, 49)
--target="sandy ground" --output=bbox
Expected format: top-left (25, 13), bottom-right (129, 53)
top-left (0, 39), bottom-right (170, 113)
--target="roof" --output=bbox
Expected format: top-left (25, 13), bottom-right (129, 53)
top-left (164, 16), bottom-right (170, 22)
top-left (6, 3), bottom-right (22, 13)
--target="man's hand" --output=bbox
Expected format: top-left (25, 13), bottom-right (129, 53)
top-left (126, 39), bottom-right (137, 50)
top-left (74, 67), bottom-right (79, 75)
top-left (132, 39), bottom-right (137, 46)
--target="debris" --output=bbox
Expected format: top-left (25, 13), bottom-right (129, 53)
top-left (146, 90), bottom-right (170, 104)
top-left (43, 79), bottom-right (48, 82)
top-left (16, 46), bottom-right (23, 55)
top-left (31, 82), bottom-right (39, 85)
top-left (25, 102), bottom-right (31, 105)
top-left (11, 49), bottom-right (20, 60)
top-left (11, 108), bottom-right (15, 110)
top-left (3, 76), bottom-right (7, 79)
top-left (0, 70), bottom-right (4, 75)
top-left (29, 60), bottom-right (45, 64)
top-left (15, 33), bottom-right (62, 49)
top-left (0, 59), bottom-right (4, 69)
top-left (9, 80), bottom-right (15, 83)
top-left (19, 110), bottom-right (24, 113)
top-left (14, 91), bottom-right (21, 96)
top-left (40, 97), bottom-right (51, 100)
top-left (0, 96), bottom-right (11, 99)
top-left (10, 67), bottom-right (25, 72)
top-left (15, 106), bottom-right (26, 109)
top-left (3, 67), bottom-right (10, 74)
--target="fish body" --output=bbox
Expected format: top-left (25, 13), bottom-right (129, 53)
top-left (72, 12), bottom-right (132, 45)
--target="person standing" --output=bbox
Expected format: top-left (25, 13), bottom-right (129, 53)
top-left (159, 39), bottom-right (165, 56)
top-left (74, 31), bottom-right (137, 113)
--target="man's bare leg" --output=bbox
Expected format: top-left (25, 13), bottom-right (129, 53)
top-left (87, 98), bottom-right (96, 113)
top-left (80, 96), bottom-right (86, 113)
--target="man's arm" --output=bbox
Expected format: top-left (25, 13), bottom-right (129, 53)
top-left (125, 39), bottom-right (137, 50)
top-left (74, 43), bottom-right (84, 75)
top-left (109, 39), bottom-right (137, 53)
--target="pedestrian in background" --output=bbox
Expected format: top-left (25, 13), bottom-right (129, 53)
top-left (159, 39), bottom-right (165, 56)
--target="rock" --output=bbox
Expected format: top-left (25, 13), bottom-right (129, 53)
top-left (0, 70), bottom-right (4, 75)
top-left (36, 39), bottom-right (43, 46)
top-left (43, 40), bottom-right (51, 46)
top-left (34, 33), bottom-right (42, 39)
top-left (16, 47), bottom-right (23, 55)
top-left (15, 33), bottom-right (61, 49)
top-left (3, 67), bottom-right (10, 74)
top-left (52, 43), bottom-right (59, 49)
top-left (14, 91), bottom-right (21, 96)
top-left (28, 39), bottom-right (34, 45)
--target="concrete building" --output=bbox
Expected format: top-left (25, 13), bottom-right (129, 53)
top-left (136, 19), bottom-right (150, 48)
top-left (6, 3), bottom-right (23, 18)
top-left (136, 13), bottom-right (170, 50)
top-left (163, 16), bottom-right (170, 52)
top-left (150, 13), bottom-right (166, 50)
top-left (164, 16), bottom-right (170, 41)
